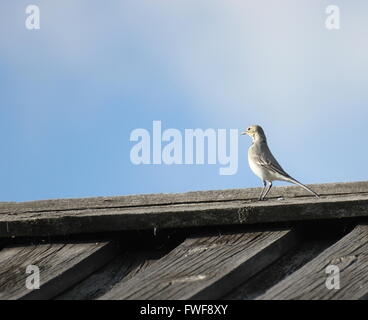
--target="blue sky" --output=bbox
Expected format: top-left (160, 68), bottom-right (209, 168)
top-left (1, 0), bottom-right (368, 202)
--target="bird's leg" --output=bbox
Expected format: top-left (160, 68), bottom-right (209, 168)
top-left (258, 180), bottom-right (267, 201)
top-left (262, 181), bottom-right (273, 200)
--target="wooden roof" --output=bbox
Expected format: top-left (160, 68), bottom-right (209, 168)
top-left (1, 181), bottom-right (368, 300)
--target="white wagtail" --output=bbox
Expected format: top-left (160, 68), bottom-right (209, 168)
top-left (241, 125), bottom-right (319, 200)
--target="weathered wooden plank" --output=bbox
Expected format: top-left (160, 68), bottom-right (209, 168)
top-left (224, 238), bottom-right (339, 299)
top-left (1, 190), bottom-right (368, 238)
top-left (99, 229), bottom-right (298, 300)
top-left (55, 230), bottom-right (183, 300)
top-left (0, 240), bottom-right (119, 299)
top-left (258, 224), bottom-right (368, 300)
top-left (55, 249), bottom-right (168, 300)
top-left (1, 181), bottom-right (367, 213)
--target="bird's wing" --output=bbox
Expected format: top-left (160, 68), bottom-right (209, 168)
top-left (254, 144), bottom-right (290, 178)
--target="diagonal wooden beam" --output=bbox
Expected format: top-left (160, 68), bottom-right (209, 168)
top-left (55, 240), bottom-right (181, 300)
top-left (258, 224), bottom-right (368, 300)
top-left (0, 240), bottom-right (119, 299)
top-left (99, 229), bottom-right (298, 300)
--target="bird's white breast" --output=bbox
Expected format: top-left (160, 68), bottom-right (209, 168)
top-left (248, 146), bottom-right (264, 180)
top-left (248, 145), bottom-right (275, 182)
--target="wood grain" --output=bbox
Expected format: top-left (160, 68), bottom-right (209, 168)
top-left (1, 181), bottom-right (367, 213)
top-left (0, 240), bottom-right (119, 299)
top-left (1, 193), bottom-right (368, 239)
top-left (224, 238), bottom-right (339, 299)
top-left (55, 242), bottom-right (180, 300)
top-left (99, 229), bottom-right (298, 300)
top-left (258, 224), bottom-right (368, 300)
top-left (1, 181), bottom-right (368, 238)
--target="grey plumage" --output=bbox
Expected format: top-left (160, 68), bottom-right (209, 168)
top-left (241, 125), bottom-right (319, 200)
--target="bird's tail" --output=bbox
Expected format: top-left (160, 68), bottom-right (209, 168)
top-left (284, 176), bottom-right (319, 198)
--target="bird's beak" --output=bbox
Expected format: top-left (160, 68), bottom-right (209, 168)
top-left (240, 131), bottom-right (247, 135)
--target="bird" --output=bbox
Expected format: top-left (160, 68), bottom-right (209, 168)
top-left (241, 125), bottom-right (319, 201)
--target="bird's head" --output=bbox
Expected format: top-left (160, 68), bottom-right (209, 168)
top-left (241, 125), bottom-right (266, 141)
